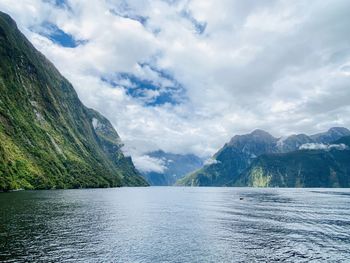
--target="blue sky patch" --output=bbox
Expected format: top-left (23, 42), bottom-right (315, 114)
top-left (181, 10), bottom-right (207, 34)
top-left (101, 65), bottom-right (186, 107)
top-left (109, 1), bottom-right (148, 26)
top-left (32, 22), bottom-right (86, 48)
top-left (43, 0), bottom-right (70, 9)
top-left (109, 8), bottom-right (148, 26)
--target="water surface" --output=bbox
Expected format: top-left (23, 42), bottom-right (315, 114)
top-left (1, 187), bottom-right (350, 262)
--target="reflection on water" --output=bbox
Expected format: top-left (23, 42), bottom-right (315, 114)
top-left (1, 187), bottom-right (350, 262)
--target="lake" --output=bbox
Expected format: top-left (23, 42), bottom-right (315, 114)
top-left (0, 187), bottom-right (350, 262)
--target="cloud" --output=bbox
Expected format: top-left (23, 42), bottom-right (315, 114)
top-left (204, 158), bottom-right (220, 166)
top-left (2, 0), bottom-right (350, 172)
top-left (299, 143), bottom-right (349, 151)
top-left (131, 155), bottom-right (167, 173)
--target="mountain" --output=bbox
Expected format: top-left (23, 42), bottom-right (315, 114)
top-left (177, 127), bottom-right (350, 186)
top-left (141, 150), bottom-right (203, 185)
top-left (176, 129), bottom-right (278, 186)
top-left (335, 136), bottom-right (350, 147)
top-left (310, 127), bottom-right (350, 143)
top-left (234, 148), bottom-right (350, 188)
top-left (0, 12), bottom-right (148, 191)
top-left (276, 134), bottom-right (314, 152)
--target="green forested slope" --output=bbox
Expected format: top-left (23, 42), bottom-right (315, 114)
top-left (0, 12), bottom-right (148, 190)
top-left (234, 149), bottom-right (350, 187)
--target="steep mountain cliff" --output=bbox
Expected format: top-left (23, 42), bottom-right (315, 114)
top-left (177, 129), bottom-right (278, 186)
top-left (235, 148), bottom-right (350, 187)
top-left (177, 127), bottom-right (350, 187)
top-left (276, 134), bottom-right (314, 152)
top-left (310, 127), bottom-right (350, 143)
top-left (0, 12), bottom-right (148, 190)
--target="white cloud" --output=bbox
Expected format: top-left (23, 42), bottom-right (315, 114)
top-left (299, 143), bottom-right (348, 151)
top-left (131, 155), bottom-right (167, 173)
top-left (2, 0), bottom-right (350, 172)
top-left (204, 158), bottom-right (220, 166)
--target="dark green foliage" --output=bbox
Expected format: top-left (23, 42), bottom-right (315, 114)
top-left (235, 149), bottom-right (350, 188)
top-left (0, 12), bottom-right (148, 190)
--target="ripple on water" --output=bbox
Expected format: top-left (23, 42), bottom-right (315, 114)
top-left (1, 187), bottom-right (350, 262)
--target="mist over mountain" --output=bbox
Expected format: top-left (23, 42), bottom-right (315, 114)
top-left (141, 150), bottom-right (203, 186)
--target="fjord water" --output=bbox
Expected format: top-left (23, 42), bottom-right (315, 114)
top-left (1, 188), bottom-right (350, 262)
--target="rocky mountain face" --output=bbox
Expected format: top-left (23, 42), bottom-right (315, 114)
top-left (177, 129), bottom-right (278, 186)
top-left (276, 134), bottom-right (314, 152)
top-left (177, 127), bottom-right (350, 187)
top-left (335, 136), bottom-right (350, 146)
top-left (310, 127), bottom-right (350, 143)
top-left (0, 12), bottom-right (148, 190)
top-left (235, 148), bottom-right (350, 188)
top-left (141, 150), bottom-right (203, 185)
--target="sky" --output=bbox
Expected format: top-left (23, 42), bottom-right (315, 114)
top-left (1, 0), bottom-right (350, 172)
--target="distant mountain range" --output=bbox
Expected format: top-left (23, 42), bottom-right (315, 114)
top-left (141, 150), bottom-right (203, 186)
top-left (0, 12), bottom-right (148, 190)
top-left (177, 127), bottom-right (350, 187)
